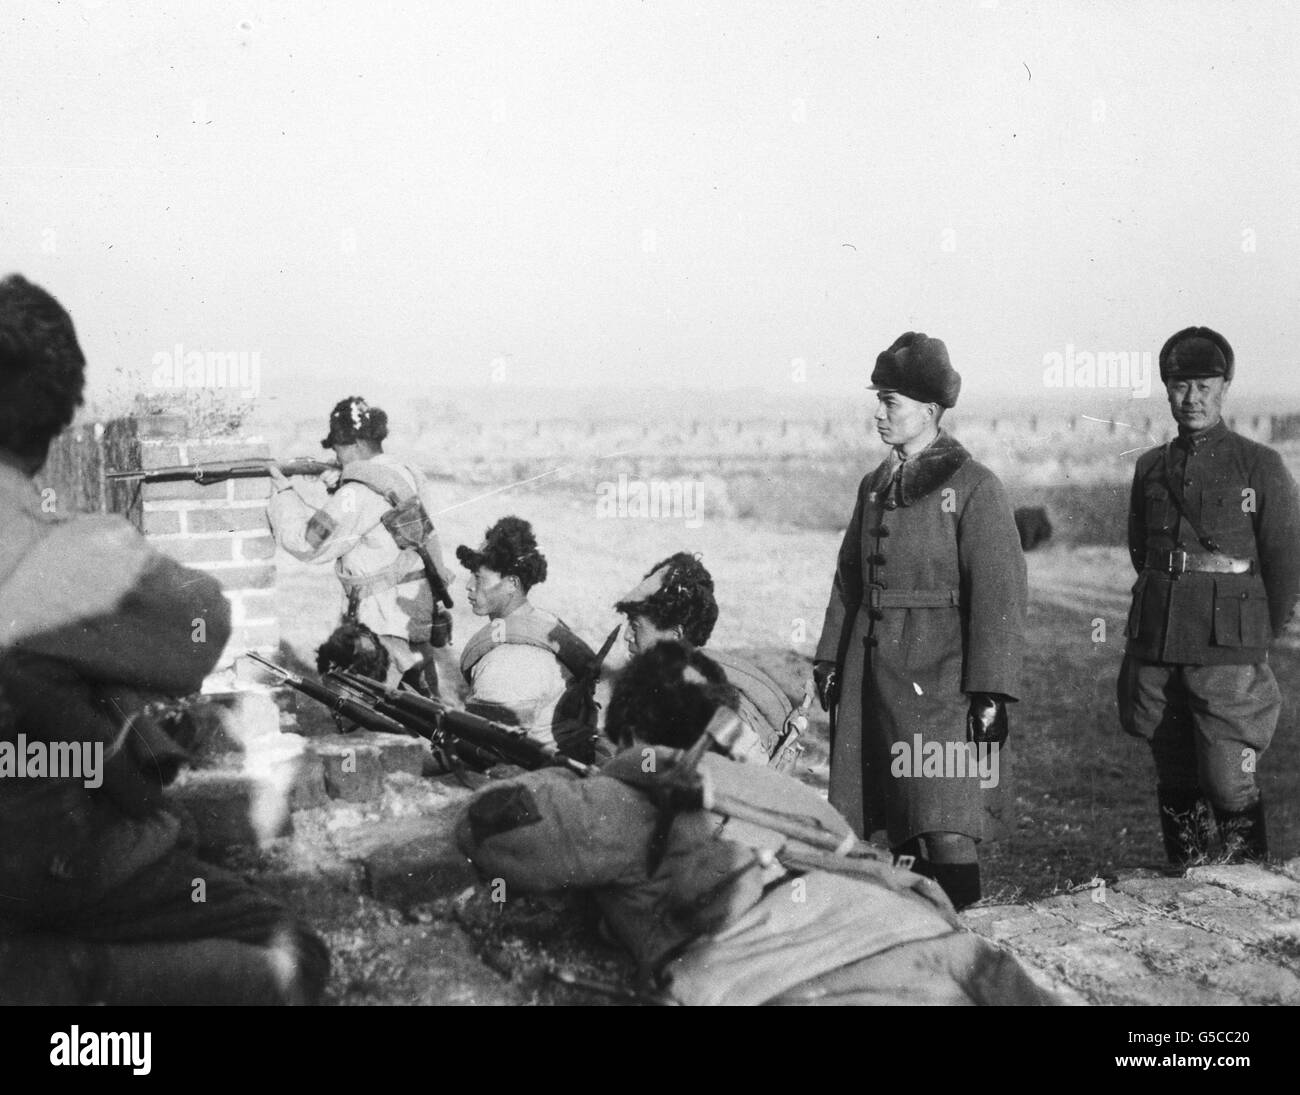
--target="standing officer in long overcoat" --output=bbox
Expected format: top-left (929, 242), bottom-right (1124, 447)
top-left (1119, 327), bottom-right (1300, 865)
top-left (813, 333), bottom-right (1027, 909)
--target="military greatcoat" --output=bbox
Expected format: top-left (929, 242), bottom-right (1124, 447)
top-left (815, 431), bottom-right (1027, 845)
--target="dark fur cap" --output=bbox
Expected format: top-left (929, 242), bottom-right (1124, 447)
top-left (869, 332), bottom-right (961, 408)
top-left (614, 552), bottom-right (718, 647)
top-left (321, 396), bottom-right (389, 448)
top-left (456, 515), bottom-right (548, 590)
top-left (1159, 327), bottom-right (1234, 383)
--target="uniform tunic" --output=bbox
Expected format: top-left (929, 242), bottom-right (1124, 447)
top-left (267, 453), bottom-right (454, 683)
top-left (815, 431), bottom-right (1026, 845)
top-left (1119, 421), bottom-right (1300, 809)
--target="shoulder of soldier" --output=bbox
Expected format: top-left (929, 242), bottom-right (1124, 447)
top-left (1224, 431), bottom-right (1292, 479)
top-left (697, 751), bottom-right (853, 835)
top-left (457, 763), bottom-right (645, 851)
top-left (1133, 444), bottom-right (1165, 476)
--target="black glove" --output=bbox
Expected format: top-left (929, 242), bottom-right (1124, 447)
top-left (966, 693), bottom-right (1009, 746)
top-left (813, 661), bottom-right (839, 712)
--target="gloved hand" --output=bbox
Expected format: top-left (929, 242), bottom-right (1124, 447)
top-left (813, 661), bottom-right (839, 712)
top-left (966, 693), bottom-right (1009, 746)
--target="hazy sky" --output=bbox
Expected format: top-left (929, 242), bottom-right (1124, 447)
top-left (4, 1), bottom-right (1298, 412)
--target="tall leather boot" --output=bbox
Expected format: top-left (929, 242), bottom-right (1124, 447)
top-left (929, 863), bottom-right (981, 911)
top-left (1215, 799), bottom-right (1268, 863)
top-left (1157, 786), bottom-right (1213, 867)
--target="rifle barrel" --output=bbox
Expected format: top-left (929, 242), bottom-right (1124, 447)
top-left (246, 654), bottom-right (415, 738)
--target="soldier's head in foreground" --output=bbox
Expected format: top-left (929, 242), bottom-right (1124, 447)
top-left (457, 516), bottom-right (548, 618)
top-left (869, 332), bottom-right (960, 456)
top-left (0, 274), bottom-right (86, 475)
top-left (320, 395), bottom-right (388, 465)
top-left (614, 552), bottom-right (719, 656)
top-left (604, 640), bottom-right (739, 751)
top-left (1159, 326), bottom-right (1233, 435)
top-left (316, 619), bottom-right (392, 682)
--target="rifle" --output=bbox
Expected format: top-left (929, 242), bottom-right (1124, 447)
top-left (331, 669), bottom-right (591, 776)
top-left (106, 457), bottom-right (336, 485)
top-left (246, 653), bottom-right (415, 738)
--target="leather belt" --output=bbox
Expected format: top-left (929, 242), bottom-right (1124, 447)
top-left (867, 587), bottom-right (961, 609)
top-left (1144, 549), bottom-right (1255, 576)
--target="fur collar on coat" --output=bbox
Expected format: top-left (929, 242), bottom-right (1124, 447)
top-left (869, 430), bottom-right (971, 507)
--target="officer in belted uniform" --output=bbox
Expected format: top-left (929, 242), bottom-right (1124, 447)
top-left (1119, 327), bottom-right (1300, 865)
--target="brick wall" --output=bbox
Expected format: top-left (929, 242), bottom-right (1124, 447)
top-left (130, 415), bottom-right (280, 685)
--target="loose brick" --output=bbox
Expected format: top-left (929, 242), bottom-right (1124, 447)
top-left (236, 534), bottom-right (277, 561)
top-left (187, 506), bottom-right (271, 534)
top-left (311, 737), bottom-right (384, 802)
top-left (202, 563), bottom-right (276, 590)
top-left (330, 812), bottom-right (478, 907)
top-left (169, 769), bottom-right (293, 851)
top-left (142, 509), bottom-right (182, 535)
top-left (153, 536), bottom-right (238, 565)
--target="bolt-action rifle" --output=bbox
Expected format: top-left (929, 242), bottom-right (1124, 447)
top-left (106, 457), bottom-right (336, 485)
top-left (245, 653), bottom-right (414, 738)
top-left (330, 669), bottom-right (591, 776)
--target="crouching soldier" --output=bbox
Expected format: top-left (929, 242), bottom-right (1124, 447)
top-left (456, 641), bottom-right (1059, 1006)
top-left (457, 517), bottom-right (600, 762)
top-left (615, 552), bottom-right (794, 766)
top-left (1119, 327), bottom-right (1300, 865)
top-left (0, 274), bottom-right (328, 1004)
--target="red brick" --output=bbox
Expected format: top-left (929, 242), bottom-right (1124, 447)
top-left (138, 415), bottom-right (188, 440)
top-left (228, 589), bottom-right (277, 624)
top-left (226, 623), bottom-right (280, 654)
top-left (312, 738), bottom-right (384, 802)
top-left (169, 770), bottom-right (293, 851)
top-left (236, 534), bottom-right (276, 561)
top-left (186, 441), bottom-right (272, 463)
top-left (141, 442), bottom-right (184, 468)
top-left (202, 563), bottom-right (275, 590)
top-left (153, 536), bottom-right (238, 565)
top-left (141, 477), bottom-right (230, 503)
top-left (186, 506), bottom-right (270, 534)
top-left (142, 509), bottom-right (182, 535)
